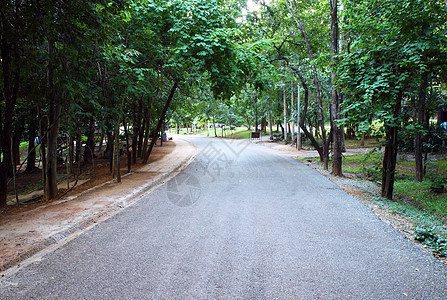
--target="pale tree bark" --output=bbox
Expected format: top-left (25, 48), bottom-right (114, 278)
top-left (283, 76), bottom-right (288, 140)
top-left (285, 0), bottom-right (329, 169)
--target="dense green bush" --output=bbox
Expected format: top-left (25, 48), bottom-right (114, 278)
top-left (398, 124), bottom-right (447, 153)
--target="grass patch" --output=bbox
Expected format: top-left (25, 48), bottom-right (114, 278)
top-left (394, 180), bottom-right (447, 216)
top-left (344, 137), bottom-right (384, 148)
top-left (341, 150), bottom-right (383, 181)
top-left (374, 195), bottom-right (447, 256)
top-left (229, 130), bottom-right (252, 139)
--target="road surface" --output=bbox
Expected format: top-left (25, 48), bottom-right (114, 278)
top-left (1, 136), bottom-right (446, 299)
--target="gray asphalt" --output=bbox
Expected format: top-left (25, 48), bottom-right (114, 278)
top-left (1, 136), bottom-right (446, 299)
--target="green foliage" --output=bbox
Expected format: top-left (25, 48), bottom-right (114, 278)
top-left (373, 195), bottom-right (447, 257)
top-left (398, 123), bottom-right (447, 153)
top-left (357, 149), bottom-right (383, 181)
top-left (414, 227), bottom-right (447, 257)
top-left (340, 0), bottom-right (447, 127)
top-left (394, 179), bottom-right (447, 215)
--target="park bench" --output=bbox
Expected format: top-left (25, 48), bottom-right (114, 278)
top-left (250, 132), bottom-right (262, 141)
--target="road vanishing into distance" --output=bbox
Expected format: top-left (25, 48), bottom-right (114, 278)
top-left (1, 136), bottom-right (446, 299)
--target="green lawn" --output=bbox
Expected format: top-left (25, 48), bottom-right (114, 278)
top-left (344, 137), bottom-right (384, 148)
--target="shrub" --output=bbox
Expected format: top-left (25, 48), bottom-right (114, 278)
top-left (398, 124), bottom-right (447, 153)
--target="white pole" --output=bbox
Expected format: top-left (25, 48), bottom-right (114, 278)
top-left (297, 84), bottom-right (302, 150)
top-left (291, 81), bottom-right (295, 142)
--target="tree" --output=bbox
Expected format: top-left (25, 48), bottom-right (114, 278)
top-left (339, 0), bottom-right (447, 199)
top-left (285, 0), bottom-right (330, 169)
top-left (0, 1), bottom-right (21, 206)
top-left (330, 0), bottom-right (343, 176)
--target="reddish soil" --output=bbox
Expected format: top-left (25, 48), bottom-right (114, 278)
top-left (2, 141), bottom-right (175, 218)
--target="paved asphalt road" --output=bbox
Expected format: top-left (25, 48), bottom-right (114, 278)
top-left (1, 136), bottom-right (446, 299)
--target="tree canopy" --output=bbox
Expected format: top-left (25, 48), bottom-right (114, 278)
top-left (1, 0), bottom-right (447, 206)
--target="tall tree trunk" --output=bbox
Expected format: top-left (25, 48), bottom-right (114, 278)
top-left (0, 19), bottom-right (19, 206)
top-left (143, 80), bottom-right (179, 164)
top-left (26, 130), bottom-right (37, 172)
top-left (283, 76), bottom-right (288, 140)
top-left (83, 117), bottom-right (95, 163)
top-left (104, 90), bottom-right (114, 160)
top-left (38, 102), bottom-right (47, 195)
top-left (132, 96), bottom-right (143, 163)
top-left (45, 102), bottom-right (61, 200)
top-left (123, 117), bottom-right (131, 173)
top-left (12, 133), bottom-right (20, 166)
top-left (286, 0), bottom-right (328, 168)
top-left (261, 117), bottom-right (267, 134)
top-left (254, 93), bottom-right (258, 132)
top-left (415, 72), bottom-right (428, 182)
top-left (213, 116), bottom-right (217, 137)
top-left (45, 41), bottom-right (61, 200)
top-left (67, 134), bottom-right (74, 178)
top-left (291, 82), bottom-right (296, 145)
top-left (330, 0), bottom-right (343, 176)
top-left (141, 100), bottom-right (152, 159)
top-left (114, 123), bottom-right (121, 182)
top-left (279, 122), bottom-right (284, 138)
top-left (381, 98), bottom-right (402, 200)
top-left (292, 67), bottom-right (323, 158)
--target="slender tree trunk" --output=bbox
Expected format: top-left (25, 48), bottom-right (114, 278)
top-left (141, 99), bottom-right (152, 158)
top-left (45, 102), bottom-right (61, 200)
top-left (143, 80), bottom-right (179, 164)
top-left (12, 131), bottom-right (22, 166)
top-left (104, 90), bottom-right (114, 160)
top-left (381, 125), bottom-right (399, 199)
top-left (254, 93), bottom-right (258, 132)
top-left (75, 131), bottom-right (81, 165)
top-left (115, 123), bottom-right (121, 182)
top-left (293, 67), bottom-right (324, 158)
top-left (291, 82), bottom-right (296, 145)
top-left (261, 117), bottom-right (267, 134)
top-left (83, 117), bottom-right (95, 163)
top-left (283, 77), bottom-right (288, 141)
top-left (0, 21), bottom-right (19, 206)
top-left (279, 122), bottom-right (284, 138)
top-left (213, 116), bottom-right (217, 137)
top-left (67, 134), bottom-right (74, 178)
top-left (137, 111), bottom-right (145, 158)
top-left (26, 130), bottom-right (37, 172)
top-left (132, 96), bottom-right (143, 164)
top-left (330, 0), bottom-right (343, 176)
top-left (38, 102), bottom-right (47, 194)
top-left (286, 0), bottom-right (328, 168)
top-left (123, 117), bottom-right (131, 173)
top-left (415, 72), bottom-right (428, 182)
top-left (45, 42), bottom-right (61, 200)
top-left (381, 98), bottom-right (402, 200)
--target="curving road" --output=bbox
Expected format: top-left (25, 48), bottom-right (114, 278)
top-left (1, 136), bottom-right (446, 299)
